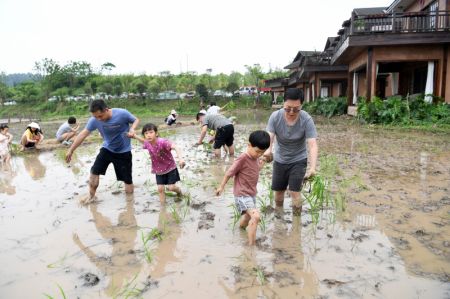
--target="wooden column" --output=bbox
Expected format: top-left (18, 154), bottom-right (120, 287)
top-left (366, 47), bottom-right (373, 101)
top-left (347, 71), bottom-right (353, 106)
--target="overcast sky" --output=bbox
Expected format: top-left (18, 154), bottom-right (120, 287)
top-left (0, 0), bottom-right (390, 75)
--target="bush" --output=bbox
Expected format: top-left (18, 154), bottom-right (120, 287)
top-left (357, 95), bottom-right (450, 125)
top-left (303, 97), bottom-right (347, 118)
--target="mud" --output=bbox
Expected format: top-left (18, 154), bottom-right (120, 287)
top-left (0, 112), bottom-right (449, 298)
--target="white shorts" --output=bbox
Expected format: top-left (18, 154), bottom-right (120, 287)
top-left (234, 196), bottom-right (256, 214)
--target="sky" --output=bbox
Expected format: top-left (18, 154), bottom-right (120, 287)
top-left (0, 0), bottom-right (390, 75)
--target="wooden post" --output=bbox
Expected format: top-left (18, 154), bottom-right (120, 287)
top-left (347, 71), bottom-right (353, 106)
top-left (366, 47), bottom-right (373, 101)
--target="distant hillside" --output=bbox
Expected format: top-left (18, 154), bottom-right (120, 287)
top-left (2, 73), bottom-right (36, 86)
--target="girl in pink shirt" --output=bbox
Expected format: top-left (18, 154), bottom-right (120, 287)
top-left (132, 123), bottom-right (185, 203)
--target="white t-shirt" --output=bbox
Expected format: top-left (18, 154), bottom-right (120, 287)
top-left (0, 133), bottom-right (10, 156)
top-left (207, 105), bottom-right (220, 115)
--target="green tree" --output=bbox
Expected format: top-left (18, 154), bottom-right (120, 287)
top-left (195, 83), bottom-right (208, 99)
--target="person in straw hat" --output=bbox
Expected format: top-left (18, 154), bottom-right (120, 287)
top-left (20, 122), bottom-right (44, 151)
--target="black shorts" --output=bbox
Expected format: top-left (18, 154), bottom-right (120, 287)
top-left (91, 148), bottom-right (133, 184)
top-left (155, 168), bottom-right (180, 185)
top-left (24, 142), bottom-right (36, 148)
top-left (272, 158), bottom-right (307, 192)
top-left (214, 124), bottom-right (234, 149)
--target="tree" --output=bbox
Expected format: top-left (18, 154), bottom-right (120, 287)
top-left (195, 83), bottom-right (208, 99)
top-left (158, 71), bottom-right (173, 91)
top-left (101, 62), bottom-right (116, 75)
top-left (245, 64), bottom-right (264, 103)
top-left (226, 82), bottom-right (239, 93)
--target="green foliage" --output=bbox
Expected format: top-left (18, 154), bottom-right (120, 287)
top-left (357, 95), bottom-right (450, 125)
top-left (195, 83), bottom-right (208, 99)
top-left (303, 97), bottom-right (347, 117)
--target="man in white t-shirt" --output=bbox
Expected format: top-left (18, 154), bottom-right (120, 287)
top-left (206, 102), bottom-right (221, 115)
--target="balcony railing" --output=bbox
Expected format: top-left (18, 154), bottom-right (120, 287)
top-left (334, 10), bottom-right (450, 55)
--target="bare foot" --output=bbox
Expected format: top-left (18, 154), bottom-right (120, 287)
top-left (79, 194), bottom-right (97, 205)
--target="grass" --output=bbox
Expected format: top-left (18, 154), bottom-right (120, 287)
top-left (253, 267), bottom-right (266, 285)
top-left (258, 214), bottom-right (267, 233)
top-left (228, 203), bottom-right (241, 229)
top-left (43, 284), bottom-right (67, 299)
top-left (46, 253), bottom-right (68, 269)
top-left (169, 203), bottom-right (189, 224)
top-left (113, 274), bottom-right (143, 299)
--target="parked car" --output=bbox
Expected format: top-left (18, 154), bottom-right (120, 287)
top-left (213, 90), bottom-right (225, 97)
top-left (185, 91), bottom-right (196, 99)
top-left (237, 86), bottom-right (257, 95)
top-left (156, 91), bottom-right (179, 100)
top-left (4, 100), bottom-right (17, 106)
top-left (48, 96), bottom-right (59, 102)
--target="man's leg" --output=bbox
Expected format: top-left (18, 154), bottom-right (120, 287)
top-left (124, 183), bottom-right (134, 194)
top-left (290, 191), bottom-right (302, 215)
top-left (275, 190), bottom-right (286, 207)
top-left (228, 144), bottom-right (235, 156)
top-left (214, 148), bottom-right (221, 157)
top-left (246, 209), bottom-right (260, 245)
top-left (89, 174), bottom-right (99, 199)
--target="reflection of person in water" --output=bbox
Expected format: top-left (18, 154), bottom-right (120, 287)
top-left (23, 154), bottom-right (46, 180)
top-left (150, 205), bottom-right (181, 278)
top-left (0, 168), bottom-right (16, 195)
top-left (221, 214), bottom-right (318, 298)
top-left (73, 196), bottom-right (141, 296)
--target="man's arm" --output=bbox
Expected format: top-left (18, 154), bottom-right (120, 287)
top-left (197, 125), bottom-right (208, 145)
top-left (127, 117), bottom-right (140, 137)
top-left (171, 143), bottom-right (185, 169)
top-left (305, 138), bottom-right (318, 179)
top-left (66, 129), bottom-right (91, 163)
top-left (263, 131), bottom-right (275, 162)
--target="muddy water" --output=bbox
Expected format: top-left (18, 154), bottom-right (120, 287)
top-left (0, 113), bottom-right (449, 298)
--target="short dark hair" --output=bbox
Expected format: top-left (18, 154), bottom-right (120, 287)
top-left (196, 112), bottom-right (206, 121)
top-left (249, 130), bottom-right (270, 150)
top-left (210, 102), bottom-right (216, 106)
top-left (68, 116), bottom-right (76, 124)
top-left (89, 99), bottom-right (108, 113)
top-left (284, 88), bottom-right (304, 104)
top-left (142, 123), bottom-right (158, 135)
top-left (0, 124), bottom-right (8, 130)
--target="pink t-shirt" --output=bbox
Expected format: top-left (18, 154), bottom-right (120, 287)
top-left (143, 138), bottom-right (176, 174)
top-left (226, 152), bottom-right (260, 197)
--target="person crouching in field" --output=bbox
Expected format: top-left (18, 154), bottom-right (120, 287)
top-left (215, 130), bottom-right (270, 245)
top-left (56, 116), bottom-right (79, 146)
top-left (20, 122), bottom-right (44, 151)
top-left (131, 123), bottom-right (186, 204)
top-left (0, 124), bottom-right (13, 168)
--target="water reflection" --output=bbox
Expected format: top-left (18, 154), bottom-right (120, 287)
top-left (73, 196), bottom-right (141, 296)
top-left (0, 168), bottom-right (16, 195)
top-left (23, 154), bottom-right (46, 180)
top-left (150, 204), bottom-right (181, 278)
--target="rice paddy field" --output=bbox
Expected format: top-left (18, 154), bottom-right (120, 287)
top-left (0, 111), bottom-right (449, 298)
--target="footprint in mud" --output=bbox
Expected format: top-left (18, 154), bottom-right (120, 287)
top-left (190, 201), bottom-right (209, 211)
top-left (198, 211), bottom-right (215, 230)
top-left (80, 273), bottom-right (100, 287)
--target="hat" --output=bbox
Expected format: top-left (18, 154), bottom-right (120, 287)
top-left (28, 122), bottom-right (40, 130)
top-left (171, 109), bottom-right (177, 115)
top-left (284, 88), bottom-right (304, 101)
top-left (199, 109), bottom-right (207, 114)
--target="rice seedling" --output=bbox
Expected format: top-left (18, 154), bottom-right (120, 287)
top-left (253, 266), bottom-right (266, 285)
top-left (46, 253), bottom-right (68, 269)
top-left (43, 284), bottom-right (67, 299)
top-left (258, 214), bottom-right (267, 233)
top-left (169, 204), bottom-right (189, 224)
top-left (113, 274), bottom-right (143, 299)
top-left (228, 203), bottom-right (241, 229)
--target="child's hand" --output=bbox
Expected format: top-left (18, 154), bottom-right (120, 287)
top-left (258, 158), bottom-right (266, 168)
top-left (179, 159), bottom-right (186, 169)
top-left (263, 152), bottom-right (273, 163)
top-left (215, 187), bottom-right (223, 196)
